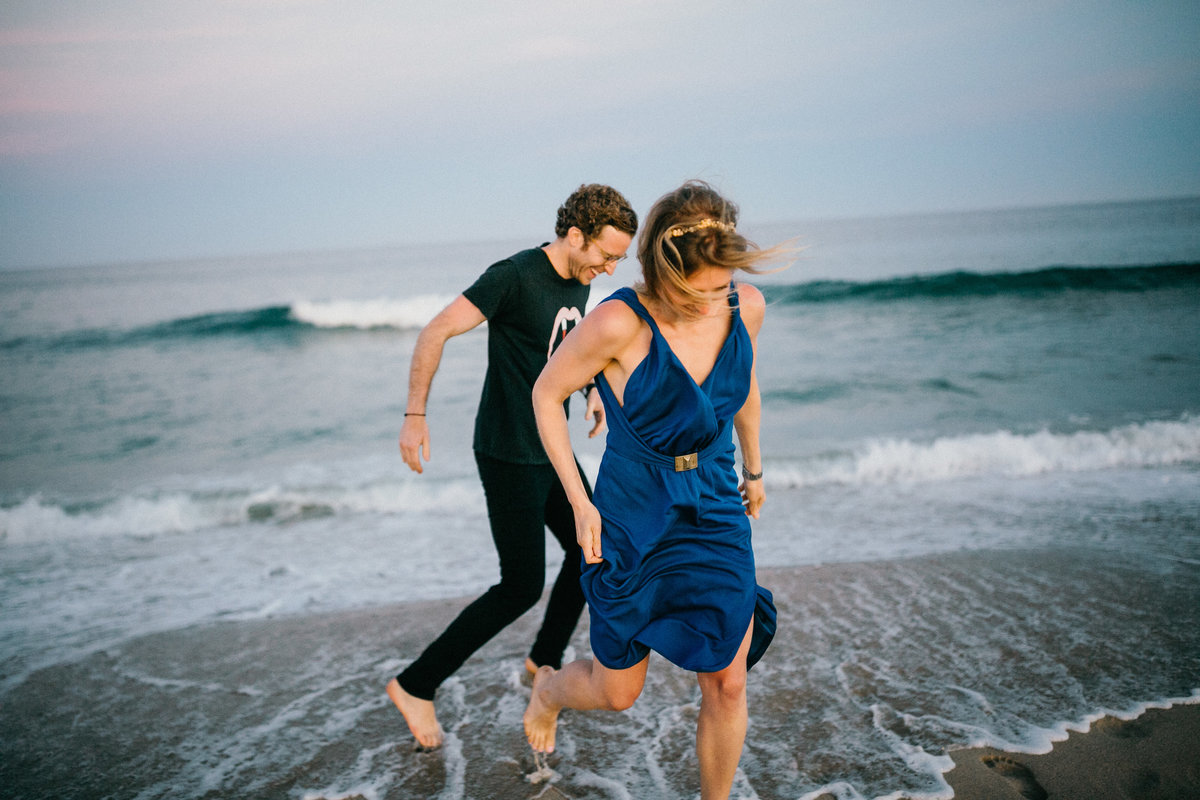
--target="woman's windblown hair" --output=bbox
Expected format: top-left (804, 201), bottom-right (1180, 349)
top-left (637, 181), bottom-right (784, 315)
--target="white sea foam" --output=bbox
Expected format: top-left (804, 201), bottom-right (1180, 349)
top-left (289, 294), bottom-right (458, 330)
top-left (0, 476), bottom-right (484, 545)
top-left (772, 417), bottom-right (1200, 488)
top-left (0, 492), bottom-right (223, 543)
top-left (5, 419), bottom-right (1195, 545)
top-left (954, 691), bottom-right (1200, 757)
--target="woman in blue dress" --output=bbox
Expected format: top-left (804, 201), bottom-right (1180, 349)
top-left (525, 181), bottom-right (779, 800)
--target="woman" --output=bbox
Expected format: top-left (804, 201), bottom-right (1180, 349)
top-left (524, 181), bottom-right (779, 800)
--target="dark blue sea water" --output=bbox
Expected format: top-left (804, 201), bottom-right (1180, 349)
top-left (2, 197), bottom-right (1199, 799)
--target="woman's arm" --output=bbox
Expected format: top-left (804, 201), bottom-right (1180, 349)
top-left (533, 301), bottom-right (641, 562)
top-left (734, 284), bottom-right (766, 519)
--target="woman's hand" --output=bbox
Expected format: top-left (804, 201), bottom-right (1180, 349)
top-left (574, 501), bottom-right (604, 563)
top-left (739, 478), bottom-right (765, 519)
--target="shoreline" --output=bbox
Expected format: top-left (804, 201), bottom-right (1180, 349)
top-left (2, 555), bottom-right (1198, 798)
top-left (937, 702), bottom-right (1200, 800)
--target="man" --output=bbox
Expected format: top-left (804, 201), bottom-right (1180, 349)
top-left (387, 183), bottom-right (638, 749)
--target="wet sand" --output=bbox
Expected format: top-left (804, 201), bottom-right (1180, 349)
top-left (939, 703), bottom-right (1200, 800)
top-left (2, 554), bottom-right (1198, 798)
top-left (0, 594), bottom-right (555, 799)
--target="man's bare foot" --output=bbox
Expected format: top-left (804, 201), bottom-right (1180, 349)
top-left (523, 665), bottom-right (560, 753)
top-left (519, 657), bottom-right (539, 688)
top-left (386, 677), bottom-right (444, 749)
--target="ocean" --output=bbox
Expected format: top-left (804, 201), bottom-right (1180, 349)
top-left (2, 197), bottom-right (1199, 799)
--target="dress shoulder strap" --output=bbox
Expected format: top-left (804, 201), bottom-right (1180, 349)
top-left (602, 284), bottom-right (742, 325)
top-left (601, 287), bottom-right (661, 335)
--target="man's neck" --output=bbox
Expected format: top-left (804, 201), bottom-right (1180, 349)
top-left (541, 238), bottom-right (572, 280)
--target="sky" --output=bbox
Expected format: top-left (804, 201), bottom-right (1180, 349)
top-left (1, 1), bottom-right (1198, 269)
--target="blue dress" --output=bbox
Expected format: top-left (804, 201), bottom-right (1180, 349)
top-left (584, 287), bottom-right (776, 673)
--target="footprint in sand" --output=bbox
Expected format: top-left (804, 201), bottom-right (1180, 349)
top-left (981, 754), bottom-right (1049, 800)
top-left (1093, 715), bottom-right (1150, 739)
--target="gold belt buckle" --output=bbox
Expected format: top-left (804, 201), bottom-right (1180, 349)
top-left (674, 452), bottom-right (698, 472)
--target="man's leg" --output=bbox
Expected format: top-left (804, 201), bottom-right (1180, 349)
top-left (527, 459), bottom-right (589, 670)
top-left (394, 455), bottom-right (552, 703)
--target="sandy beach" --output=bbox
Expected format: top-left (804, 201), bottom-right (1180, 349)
top-left (3, 549), bottom-right (1198, 799)
top-left (939, 704), bottom-right (1200, 800)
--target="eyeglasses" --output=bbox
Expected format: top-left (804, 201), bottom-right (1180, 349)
top-left (590, 242), bottom-right (627, 265)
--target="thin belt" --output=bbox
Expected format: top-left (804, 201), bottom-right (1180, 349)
top-left (607, 427), bottom-right (729, 473)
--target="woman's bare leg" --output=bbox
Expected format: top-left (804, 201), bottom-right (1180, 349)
top-left (695, 622), bottom-right (754, 800)
top-left (523, 655), bottom-right (650, 753)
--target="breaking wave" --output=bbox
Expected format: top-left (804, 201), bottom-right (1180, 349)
top-left (1, 294), bottom-right (458, 352)
top-left (761, 263), bottom-right (1200, 305)
top-left (5, 419), bottom-right (1196, 544)
top-left (771, 417), bottom-right (1200, 488)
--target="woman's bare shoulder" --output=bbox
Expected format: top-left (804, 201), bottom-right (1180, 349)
top-left (737, 283), bottom-right (766, 332)
top-left (584, 295), bottom-right (645, 341)
top-left (736, 282), bottom-right (765, 307)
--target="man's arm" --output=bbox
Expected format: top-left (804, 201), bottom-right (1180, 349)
top-left (399, 294), bottom-right (486, 473)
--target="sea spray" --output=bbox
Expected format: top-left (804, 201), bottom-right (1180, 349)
top-left (0, 475), bottom-right (485, 544)
top-left (769, 417), bottom-right (1200, 488)
top-left (290, 294), bottom-right (458, 330)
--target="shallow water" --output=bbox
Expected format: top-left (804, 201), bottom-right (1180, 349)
top-left (2, 197), bottom-right (1199, 798)
top-left (2, 547), bottom-right (1196, 799)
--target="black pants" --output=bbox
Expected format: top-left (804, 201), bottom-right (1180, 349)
top-left (396, 452), bottom-right (589, 701)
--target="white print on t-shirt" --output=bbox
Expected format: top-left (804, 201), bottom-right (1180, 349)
top-left (548, 306), bottom-right (583, 359)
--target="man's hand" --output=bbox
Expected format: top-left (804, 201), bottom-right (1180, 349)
top-left (585, 386), bottom-right (606, 439)
top-left (399, 415), bottom-right (431, 473)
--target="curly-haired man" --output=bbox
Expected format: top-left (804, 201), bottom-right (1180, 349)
top-left (388, 184), bottom-right (638, 748)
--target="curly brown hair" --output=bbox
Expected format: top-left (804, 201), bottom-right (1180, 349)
top-left (554, 184), bottom-right (638, 240)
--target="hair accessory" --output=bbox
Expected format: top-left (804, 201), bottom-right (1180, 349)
top-left (667, 218), bottom-right (735, 238)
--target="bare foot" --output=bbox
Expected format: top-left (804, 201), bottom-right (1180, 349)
top-left (386, 677), bottom-right (444, 749)
top-left (520, 657), bottom-right (539, 688)
top-left (523, 665), bottom-right (560, 753)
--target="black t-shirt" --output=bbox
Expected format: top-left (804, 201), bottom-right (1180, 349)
top-left (462, 246), bottom-right (589, 464)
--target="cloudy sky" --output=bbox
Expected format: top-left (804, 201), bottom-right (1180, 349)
top-left (2, 1), bottom-right (1197, 268)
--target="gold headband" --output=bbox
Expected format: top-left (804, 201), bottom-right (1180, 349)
top-left (667, 218), bottom-right (735, 238)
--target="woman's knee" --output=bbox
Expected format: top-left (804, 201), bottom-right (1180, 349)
top-left (594, 665), bottom-right (646, 711)
top-left (602, 682), bottom-right (643, 711)
top-left (698, 668), bottom-right (747, 704)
